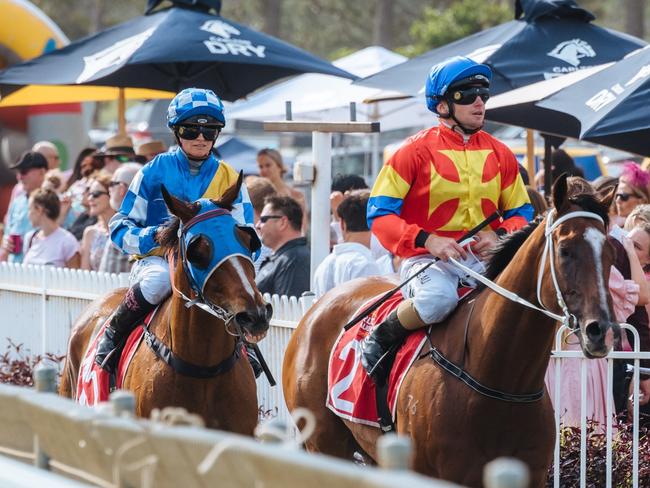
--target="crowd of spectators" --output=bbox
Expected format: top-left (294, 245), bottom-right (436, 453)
top-left (0, 135), bottom-right (168, 272)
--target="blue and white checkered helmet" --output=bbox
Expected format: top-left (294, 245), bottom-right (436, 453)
top-left (166, 88), bottom-right (226, 128)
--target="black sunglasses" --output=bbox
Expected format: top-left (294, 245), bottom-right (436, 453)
top-left (177, 125), bottom-right (220, 141)
top-left (615, 192), bottom-right (641, 202)
top-left (259, 215), bottom-right (284, 224)
top-left (448, 86), bottom-right (490, 105)
top-left (88, 190), bottom-right (109, 199)
top-left (109, 181), bottom-right (127, 188)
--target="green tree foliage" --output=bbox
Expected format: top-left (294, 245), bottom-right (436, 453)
top-left (404, 0), bottom-right (511, 57)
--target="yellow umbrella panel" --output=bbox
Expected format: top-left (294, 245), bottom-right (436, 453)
top-left (0, 85), bottom-right (175, 134)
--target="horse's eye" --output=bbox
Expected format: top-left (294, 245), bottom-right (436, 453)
top-left (558, 245), bottom-right (572, 259)
top-left (187, 235), bottom-right (213, 269)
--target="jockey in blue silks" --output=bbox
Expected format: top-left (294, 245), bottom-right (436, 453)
top-left (95, 87), bottom-right (256, 374)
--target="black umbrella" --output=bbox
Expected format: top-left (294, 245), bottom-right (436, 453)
top-left (356, 0), bottom-right (645, 98)
top-left (0, 0), bottom-right (353, 102)
top-left (487, 45), bottom-right (650, 157)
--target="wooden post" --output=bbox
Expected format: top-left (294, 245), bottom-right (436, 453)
top-left (526, 129), bottom-right (535, 185)
top-left (33, 364), bottom-right (57, 470)
top-left (117, 87), bottom-right (126, 136)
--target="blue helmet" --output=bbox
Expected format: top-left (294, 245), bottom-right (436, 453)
top-left (425, 56), bottom-right (492, 114)
top-left (167, 88), bottom-right (226, 128)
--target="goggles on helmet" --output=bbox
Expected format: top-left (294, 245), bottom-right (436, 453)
top-left (446, 86), bottom-right (490, 105)
top-left (177, 125), bottom-right (221, 141)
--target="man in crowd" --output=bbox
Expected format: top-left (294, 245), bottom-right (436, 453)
top-left (95, 134), bottom-right (136, 174)
top-left (136, 140), bottom-right (167, 163)
top-left (1, 152), bottom-right (48, 263)
top-left (363, 56), bottom-right (532, 385)
top-left (314, 190), bottom-right (380, 297)
top-left (255, 195), bottom-right (310, 298)
top-left (245, 176), bottom-right (277, 274)
top-left (33, 140), bottom-right (61, 171)
top-left (98, 163), bottom-right (143, 273)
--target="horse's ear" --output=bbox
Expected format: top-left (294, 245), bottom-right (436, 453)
top-left (552, 173), bottom-right (569, 211)
top-left (214, 171), bottom-right (243, 210)
top-left (597, 185), bottom-right (616, 210)
top-left (161, 184), bottom-right (199, 223)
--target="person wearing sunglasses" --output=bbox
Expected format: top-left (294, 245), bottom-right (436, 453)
top-left (613, 162), bottom-right (650, 227)
top-left (362, 56), bottom-right (533, 386)
top-left (80, 173), bottom-right (115, 271)
top-left (95, 87), bottom-right (256, 376)
top-left (95, 134), bottom-right (137, 174)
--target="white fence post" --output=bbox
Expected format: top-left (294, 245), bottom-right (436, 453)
top-left (483, 458), bottom-right (529, 488)
top-left (377, 434), bottom-right (411, 470)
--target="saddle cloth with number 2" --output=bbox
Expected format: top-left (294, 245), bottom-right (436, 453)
top-left (326, 291), bottom-right (427, 428)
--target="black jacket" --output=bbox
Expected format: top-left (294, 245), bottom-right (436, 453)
top-left (256, 237), bottom-right (311, 298)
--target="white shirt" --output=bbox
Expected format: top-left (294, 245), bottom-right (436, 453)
top-left (23, 227), bottom-right (79, 267)
top-left (313, 242), bottom-right (381, 297)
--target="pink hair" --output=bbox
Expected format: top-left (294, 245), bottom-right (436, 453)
top-left (621, 162), bottom-right (650, 199)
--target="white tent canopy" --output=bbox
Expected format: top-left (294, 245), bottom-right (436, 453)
top-left (227, 46), bottom-right (433, 132)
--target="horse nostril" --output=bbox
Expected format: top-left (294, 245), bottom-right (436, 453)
top-left (235, 311), bottom-right (255, 328)
top-left (264, 303), bottom-right (273, 321)
top-left (585, 320), bottom-right (604, 341)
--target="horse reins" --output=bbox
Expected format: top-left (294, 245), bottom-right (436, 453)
top-left (427, 209), bottom-right (606, 403)
top-left (449, 210), bottom-right (605, 328)
top-left (343, 211), bottom-right (502, 332)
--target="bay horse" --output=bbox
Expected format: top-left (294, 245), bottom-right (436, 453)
top-left (59, 175), bottom-right (271, 435)
top-left (283, 175), bottom-right (618, 487)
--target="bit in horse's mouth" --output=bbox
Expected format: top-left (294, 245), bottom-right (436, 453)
top-left (244, 330), bottom-right (268, 344)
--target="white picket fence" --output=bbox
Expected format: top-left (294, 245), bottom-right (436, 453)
top-left (0, 263), bottom-right (648, 487)
top-left (0, 382), bottom-right (462, 488)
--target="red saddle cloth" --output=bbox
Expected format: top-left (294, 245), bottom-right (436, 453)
top-left (75, 315), bottom-right (150, 406)
top-left (326, 292), bottom-right (427, 428)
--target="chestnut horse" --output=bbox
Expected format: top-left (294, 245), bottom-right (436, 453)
top-left (283, 175), bottom-right (617, 486)
top-left (60, 176), bottom-right (271, 435)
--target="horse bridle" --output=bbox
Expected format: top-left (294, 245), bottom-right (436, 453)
top-left (174, 207), bottom-right (241, 328)
top-left (142, 208), bottom-right (256, 379)
top-left (426, 209), bottom-right (606, 403)
top-left (451, 209), bottom-right (605, 329)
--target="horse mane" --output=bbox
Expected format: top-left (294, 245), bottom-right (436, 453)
top-left (157, 216), bottom-right (181, 254)
top-left (484, 219), bottom-right (541, 280)
top-left (484, 192), bottom-right (609, 281)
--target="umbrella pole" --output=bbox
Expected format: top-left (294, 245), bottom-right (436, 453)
top-left (118, 88), bottom-right (126, 136)
top-left (526, 129), bottom-right (535, 185)
top-left (543, 135), bottom-right (553, 198)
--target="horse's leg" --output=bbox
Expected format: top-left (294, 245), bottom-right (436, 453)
top-left (283, 316), bottom-right (362, 459)
top-left (58, 291), bottom-right (125, 398)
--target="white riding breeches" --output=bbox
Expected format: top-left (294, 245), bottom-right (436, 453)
top-left (129, 255), bottom-right (171, 305)
top-left (400, 248), bottom-right (486, 324)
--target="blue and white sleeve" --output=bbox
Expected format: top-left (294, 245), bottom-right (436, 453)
top-left (109, 169), bottom-right (161, 256)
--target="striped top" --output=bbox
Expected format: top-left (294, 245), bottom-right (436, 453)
top-left (110, 148), bottom-right (254, 257)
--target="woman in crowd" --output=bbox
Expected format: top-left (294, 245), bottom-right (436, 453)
top-left (23, 188), bottom-right (80, 268)
top-left (614, 162), bottom-right (650, 227)
top-left (80, 172), bottom-right (114, 271)
top-left (256, 148), bottom-right (307, 232)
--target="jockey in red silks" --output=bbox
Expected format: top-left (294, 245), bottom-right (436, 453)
top-left (363, 56), bottom-right (533, 386)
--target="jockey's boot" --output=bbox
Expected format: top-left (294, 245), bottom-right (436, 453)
top-left (95, 283), bottom-right (155, 374)
top-left (246, 344), bottom-right (263, 379)
top-left (361, 310), bottom-right (410, 387)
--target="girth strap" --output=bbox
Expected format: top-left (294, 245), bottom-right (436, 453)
top-left (428, 346), bottom-right (544, 403)
top-left (143, 326), bottom-right (242, 379)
